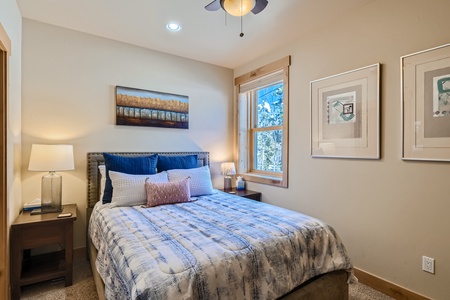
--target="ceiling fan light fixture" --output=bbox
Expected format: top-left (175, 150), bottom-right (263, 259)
top-left (221, 0), bottom-right (256, 17)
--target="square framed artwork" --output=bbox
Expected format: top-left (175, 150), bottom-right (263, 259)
top-left (311, 64), bottom-right (380, 159)
top-left (115, 86), bottom-right (189, 129)
top-left (402, 43), bottom-right (450, 161)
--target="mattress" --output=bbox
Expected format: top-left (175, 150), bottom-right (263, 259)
top-left (89, 190), bottom-right (354, 300)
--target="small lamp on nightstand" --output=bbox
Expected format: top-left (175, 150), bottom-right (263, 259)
top-left (28, 144), bottom-right (74, 214)
top-left (221, 162), bottom-right (236, 191)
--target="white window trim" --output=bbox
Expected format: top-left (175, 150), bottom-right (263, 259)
top-left (234, 56), bottom-right (290, 188)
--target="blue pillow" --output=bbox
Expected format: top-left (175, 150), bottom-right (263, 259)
top-left (156, 155), bottom-right (198, 172)
top-left (102, 153), bottom-right (158, 204)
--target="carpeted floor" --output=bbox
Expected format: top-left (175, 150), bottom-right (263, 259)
top-left (20, 259), bottom-right (98, 300)
top-left (20, 259), bottom-right (394, 300)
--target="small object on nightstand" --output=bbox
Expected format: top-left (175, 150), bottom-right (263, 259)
top-left (23, 198), bottom-right (41, 211)
top-left (58, 212), bottom-right (72, 218)
top-left (236, 176), bottom-right (245, 191)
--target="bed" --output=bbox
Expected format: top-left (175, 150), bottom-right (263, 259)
top-left (86, 152), bottom-right (354, 300)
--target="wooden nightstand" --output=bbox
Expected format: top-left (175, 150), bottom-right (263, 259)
top-left (221, 188), bottom-right (262, 201)
top-left (10, 204), bottom-right (77, 300)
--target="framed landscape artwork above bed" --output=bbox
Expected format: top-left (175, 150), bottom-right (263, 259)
top-left (115, 86), bottom-right (189, 129)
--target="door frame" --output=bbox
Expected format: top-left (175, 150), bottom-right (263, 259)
top-left (0, 22), bottom-right (11, 299)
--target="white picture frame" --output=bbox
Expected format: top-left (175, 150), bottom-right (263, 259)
top-left (402, 43), bottom-right (450, 161)
top-left (311, 64), bottom-right (380, 159)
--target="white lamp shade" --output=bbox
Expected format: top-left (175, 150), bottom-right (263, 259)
top-left (221, 162), bottom-right (236, 176)
top-left (28, 144), bottom-right (75, 172)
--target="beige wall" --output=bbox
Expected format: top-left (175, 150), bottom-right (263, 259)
top-left (0, 0), bottom-right (23, 227)
top-left (235, 0), bottom-right (450, 298)
top-left (19, 0), bottom-right (450, 298)
top-left (21, 20), bottom-right (234, 252)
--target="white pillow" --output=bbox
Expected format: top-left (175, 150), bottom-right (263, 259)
top-left (167, 165), bottom-right (214, 196)
top-left (109, 171), bottom-right (169, 207)
top-left (99, 165), bottom-right (106, 201)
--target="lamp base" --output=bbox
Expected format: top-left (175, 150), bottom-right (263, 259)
top-left (224, 176), bottom-right (232, 191)
top-left (40, 171), bottom-right (63, 214)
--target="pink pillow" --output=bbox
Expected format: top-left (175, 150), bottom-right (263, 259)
top-left (145, 177), bottom-right (191, 207)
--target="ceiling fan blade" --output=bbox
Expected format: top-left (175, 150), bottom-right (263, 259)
top-left (205, 0), bottom-right (222, 11)
top-left (251, 0), bottom-right (268, 14)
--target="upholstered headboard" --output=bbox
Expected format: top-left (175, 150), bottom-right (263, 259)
top-left (86, 151), bottom-right (210, 210)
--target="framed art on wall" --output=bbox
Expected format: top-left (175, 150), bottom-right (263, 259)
top-left (311, 63), bottom-right (380, 159)
top-left (115, 86), bottom-right (189, 129)
top-left (402, 43), bottom-right (450, 161)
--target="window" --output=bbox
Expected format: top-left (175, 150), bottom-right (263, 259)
top-left (235, 56), bottom-right (290, 187)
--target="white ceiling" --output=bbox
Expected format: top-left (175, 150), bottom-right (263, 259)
top-left (16, 0), bottom-right (374, 69)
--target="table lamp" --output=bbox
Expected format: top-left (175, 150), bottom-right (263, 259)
top-left (221, 162), bottom-right (236, 191)
top-left (28, 144), bottom-right (74, 214)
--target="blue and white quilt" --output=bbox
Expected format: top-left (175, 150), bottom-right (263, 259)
top-left (89, 191), bottom-right (353, 300)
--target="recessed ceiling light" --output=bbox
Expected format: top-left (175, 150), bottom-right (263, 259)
top-left (166, 23), bottom-right (181, 32)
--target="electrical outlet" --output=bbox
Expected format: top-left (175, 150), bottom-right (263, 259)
top-left (422, 256), bottom-right (435, 274)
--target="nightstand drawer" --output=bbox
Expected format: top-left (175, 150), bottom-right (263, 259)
top-left (21, 225), bottom-right (66, 248)
top-left (241, 193), bottom-right (261, 201)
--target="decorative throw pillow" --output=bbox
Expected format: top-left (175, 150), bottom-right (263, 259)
top-left (167, 165), bottom-right (214, 196)
top-left (102, 153), bottom-right (158, 204)
top-left (146, 178), bottom-right (191, 207)
top-left (156, 155), bottom-right (198, 172)
top-left (98, 165), bottom-right (106, 201)
top-left (110, 171), bottom-right (169, 207)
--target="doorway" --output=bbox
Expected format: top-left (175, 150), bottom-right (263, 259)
top-left (0, 22), bottom-right (10, 299)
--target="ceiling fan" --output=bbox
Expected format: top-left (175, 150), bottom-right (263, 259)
top-left (205, 0), bottom-right (269, 17)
